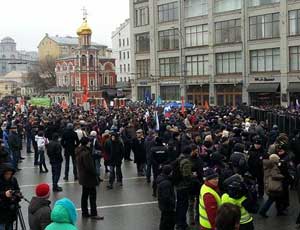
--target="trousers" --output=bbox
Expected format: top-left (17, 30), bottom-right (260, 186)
top-left (51, 163), bottom-right (62, 188)
top-left (176, 189), bottom-right (189, 230)
top-left (81, 186), bottom-right (97, 216)
top-left (159, 211), bottom-right (175, 230)
top-left (64, 153), bottom-right (77, 179)
top-left (109, 165), bottom-right (123, 185)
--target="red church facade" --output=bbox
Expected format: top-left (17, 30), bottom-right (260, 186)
top-left (53, 16), bottom-right (116, 105)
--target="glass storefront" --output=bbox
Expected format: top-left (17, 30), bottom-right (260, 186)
top-left (160, 85), bottom-right (180, 101)
top-left (250, 92), bottom-right (280, 106)
top-left (216, 84), bottom-right (242, 106)
top-left (186, 85), bottom-right (209, 105)
top-left (137, 86), bottom-right (151, 101)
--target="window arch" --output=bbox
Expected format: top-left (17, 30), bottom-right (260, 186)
top-left (63, 63), bottom-right (67, 71)
top-left (81, 55), bottom-right (87, 66)
top-left (56, 64), bottom-right (61, 72)
top-left (68, 64), bottom-right (73, 71)
top-left (89, 55), bottom-right (94, 67)
top-left (64, 76), bottom-right (68, 84)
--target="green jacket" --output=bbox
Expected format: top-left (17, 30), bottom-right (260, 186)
top-left (45, 198), bottom-right (78, 230)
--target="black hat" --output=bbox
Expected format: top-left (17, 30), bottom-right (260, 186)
top-left (253, 136), bottom-right (262, 145)
top-left (203, 168), bottom-right (218, 181)
top-left (162, 165), bottom-right (172, 175)
top-left (80, 136), bottom-right (89, 146)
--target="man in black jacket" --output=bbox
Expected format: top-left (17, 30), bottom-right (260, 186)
top-left (0, 163), bottom-right (20, 230)
top-left (104, 133), bottom-right (124, 189)
top-left (157, 165), bottom-right (175, 230)
top-left (47, 133), bottom-right (63, 192)
top-left (76, 137), bottom-right (103, 220)
top-left (8, 126), bottom-right (21, 170)
top-left (61, 123), bottom-right (79, 181)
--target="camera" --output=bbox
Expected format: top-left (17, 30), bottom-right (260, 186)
top-left (10, 190), bottom-right (23, 202)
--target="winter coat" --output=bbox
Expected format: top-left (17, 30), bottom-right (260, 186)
top-left (46, 140), bottom-right (63, 164)
top-left (8, 131), bottom-right (21, 152)
top-left (263, 159), bottom-right (284, 196)
top-left (28, 197), bottom-right (51, 230)
top-left (76, 145), bottom-right (99, 188)
top-left (145, 135), bottom-right (156, 161)
top-left (101, 135), bottom-right (110, 161)
top-left (45, 198), bottom-right (77, 230)
top-left (132, 138), bottom-right (146, 164)
top-left (248, 146), bottom-right (267, 178)
top-left (0, 163), bottom-right (19, 224)
top-left (104, 139), bottom-right (124, 166)
top-left (157, 174), bottom-right (176, 212)
top-left (61, 129), bottom-right (79, 155)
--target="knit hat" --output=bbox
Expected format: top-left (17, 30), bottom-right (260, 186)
top-left (269, 154), bottom-right (280, 163)
top-left (203, 168), bottom-right (218, 181)
top-left (35, 183), bottom-right (50, 198)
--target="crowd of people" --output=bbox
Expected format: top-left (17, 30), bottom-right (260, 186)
top-left (0, 102), bottom-right (299, 230)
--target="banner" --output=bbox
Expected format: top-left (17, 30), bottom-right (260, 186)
top-left (29, 97), bottom-right (51, 107)
top-left (155, 111), bottom-right (160, 131)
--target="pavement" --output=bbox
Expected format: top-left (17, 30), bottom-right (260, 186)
top-left (15, 150), bottom-right (299, 230)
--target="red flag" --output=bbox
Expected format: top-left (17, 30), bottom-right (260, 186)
top-left (204, 100), bottom-right (209, 111)
top-left (181, 96), bottom-right (185, 114)
top-left (103, 99), bottom-right (109, 111)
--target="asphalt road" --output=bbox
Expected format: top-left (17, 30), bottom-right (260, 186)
top-left (14, 150), bottom-right (299, 230)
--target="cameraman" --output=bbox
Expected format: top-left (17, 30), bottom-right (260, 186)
top-left (0, 163), bottom-right (20, 230)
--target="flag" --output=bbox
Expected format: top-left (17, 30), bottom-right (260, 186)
top-left (204, 100), bottom-right (209, 111)
top-left (164, 105), bottom-right (171, 118)
top-left (296, 99), bottom-right (300, 110)
top-left (155, 111), bottom-right (160, 131)
top-left (103, 99), bottom-right (109, 111)
top-left (156, 96), bottom-right (162, 107)
top-left (181, 96), bottom-right (185, 114)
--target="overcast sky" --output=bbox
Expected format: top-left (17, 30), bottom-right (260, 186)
top-left (0, 0), bottom-right (129, 51)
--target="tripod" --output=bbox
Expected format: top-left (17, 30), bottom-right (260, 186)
top-left (14, 206), bottom-right (26, 230)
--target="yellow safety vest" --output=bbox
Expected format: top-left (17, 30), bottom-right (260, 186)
top-left (199, 184), bottom-right (221, 229)
top-left (221, 193), bottom-right (253, 224)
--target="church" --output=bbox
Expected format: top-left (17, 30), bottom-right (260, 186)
top-left (48, 12), bottom-right (116, 105)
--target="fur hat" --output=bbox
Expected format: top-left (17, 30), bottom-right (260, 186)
top-left (269, 154), bottom-right (280, 163)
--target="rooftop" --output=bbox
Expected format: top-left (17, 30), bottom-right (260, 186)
top-left (49, 35), bottom-right (107, 48)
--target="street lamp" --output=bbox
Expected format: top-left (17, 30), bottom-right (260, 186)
top-left (171, 26), bottom-right (186, 100)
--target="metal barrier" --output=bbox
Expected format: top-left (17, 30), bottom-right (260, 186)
top-left (243, 107), bottom-right (300, 136)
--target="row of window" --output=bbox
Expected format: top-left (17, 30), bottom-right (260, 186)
top-left (119, 38), bottom-right (129, 47)
top-left (119, 51), bottom-right (130, 60)
top-left (134, 0), bottom-right (281, 27)
top-left (119, 64), bottom-right (130, 73)
top-left (136, 46), bottom-right (300, 78)
top-left (135, 10), bottom-right (300, 53)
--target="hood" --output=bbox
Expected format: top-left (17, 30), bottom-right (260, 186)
top-left (51, 198), bottom-right (77, 225)
top-left (0, 163), bottom-right (15, 178)
top-left (29, 197), bottom-right (51, 214)
top-left (156, 174), bottom-right (170, 185)
top-left (263, 159), bottom-right (276, 169)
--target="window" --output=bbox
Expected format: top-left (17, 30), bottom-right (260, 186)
top-left (215, 19), bottom-right (241, 44)
top-left (289, 10), bottom-right (300, 36)
top-left (104, 74), bottom-right (109, 85)
top-left (120, 77), bottom-right (123, 82)
top-left (81, 55), bottom-right (87, 66)
top-left (127, 38), bottom-right (129, 45)
top-left (119, 51), bottom-right (122, 60)
top-left (119, 39), bottom-right (121, 47)
top-left (128, 64), bottom-right (130, 72)
top-left (136, 59), bottom-right (150, 78)
top-left (89, 55), bottom-right (94, 67)
top-left (137, 86), bottom-right (151, 101)
top-left (159, 57), bottom-right (179, 77)
top-left (250, 48), bottom-right (280, 72)
top-left (123, 39), bottom-right (125, 46)
top-left (63, 64), bottom-right (67, 71)
top-left (250, 13), bottom-right (279, 40)
top-left (120, 65), bottom-right (122, 73)
top-left (159, 29), bottom-right (179, 50)
top-left (184, 0), bottom-right (208, 18)
top-left (124, 77), bottom-right (127, 82)
top-left (248, 0), bottom-right (279, 7)
top-left (90, 80), bottom-right (94, 86)
top-left (135, 7), bottom-right (149, 27)
top-left (216, 52), bottom-right (242, 74)
top-left (158, 2), bottom-right (178, 23)
top-left (127, 51), bottom-right (130, 59)
top-left (134, 0), bottom-right (148, 3)
top-left (123, 52), bottom-right (126, 59)
top-left (186, 55), bottom-right (209, 76)
top-left (215, 0), bottom-right (241, 13)
top-left (289, 46), bottom-right (300, 71)
top-left (124, 64), bottom-right (126, 72)
top-left (185, 24), bottom-right (208, 47)
top-left (160, 86), bottom-right (180, 101)
top-left (136, 33), bottom-right (150, 53)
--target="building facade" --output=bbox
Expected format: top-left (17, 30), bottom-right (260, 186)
top-left (130, 0), bottom-right (300, 107)
top-left (112, 19), bottom-right (132, 97)
top-left (38, 34), bottom-right (108, 61)
top-left (0, 37), bottom-right (37, 75)
top-left (51, 16), bottom-right (117, 105)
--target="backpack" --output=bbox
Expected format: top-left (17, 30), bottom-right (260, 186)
top-left (179, 157), bottom-right (193, 179)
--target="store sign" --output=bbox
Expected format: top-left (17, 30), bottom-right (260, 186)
top-left (254, 77), bottom-right (275, 81)
top-left (139, 81), bottom-right (148, 85)
top-left (250, 75), bottom-right (280, 82)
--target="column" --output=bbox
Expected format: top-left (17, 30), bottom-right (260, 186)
top-left (280, 0), bottom-right (288, 107)
top-left (242, 0), bottom-right (249, 105)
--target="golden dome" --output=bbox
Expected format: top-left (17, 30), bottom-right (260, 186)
top-left (77, 20), bottom-right (92, 36)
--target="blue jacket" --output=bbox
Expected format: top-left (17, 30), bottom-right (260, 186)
top-left (45, 198), bottom-right (78, 230)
